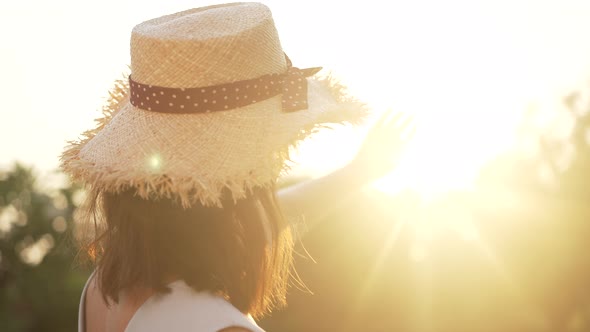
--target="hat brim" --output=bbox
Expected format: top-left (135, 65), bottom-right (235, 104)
top-left (61, 73), bottom-right (367, 207)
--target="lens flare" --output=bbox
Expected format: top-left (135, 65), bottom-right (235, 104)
top-left (148, 154), bottom-right (163, 171)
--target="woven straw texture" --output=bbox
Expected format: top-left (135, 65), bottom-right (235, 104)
top-left (61, 2), bottom-right (367, 207)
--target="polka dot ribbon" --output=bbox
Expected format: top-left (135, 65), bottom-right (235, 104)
top-left (129, 56), bottom-right (322, 114)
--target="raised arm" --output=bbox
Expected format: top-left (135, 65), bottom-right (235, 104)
top-left (278, 111), bottom-right (414, 234)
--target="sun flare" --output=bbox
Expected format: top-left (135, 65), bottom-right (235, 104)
top-left (372, 101), bottom-right (523, 198)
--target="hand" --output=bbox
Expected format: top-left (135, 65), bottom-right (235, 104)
top-left (347, 109), bottom-right (415, 184)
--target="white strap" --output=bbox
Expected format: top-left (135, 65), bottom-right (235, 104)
top-left (78, 271), bottom-right (96, 332)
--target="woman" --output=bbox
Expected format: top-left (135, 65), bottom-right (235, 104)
top-left (62, 3), bottom-right (412, 332)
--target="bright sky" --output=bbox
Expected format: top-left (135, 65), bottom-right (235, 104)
top-left (2, 0), bottom-right (590, 191)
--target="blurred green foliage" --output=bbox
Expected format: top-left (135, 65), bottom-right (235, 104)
top-left (0, 165), bottom-right (90, 332)
top-left (1, 87), bottom-right (590, 331)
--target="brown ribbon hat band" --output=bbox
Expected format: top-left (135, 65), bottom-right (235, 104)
top-left (130, 55), bottom-right (322, 114)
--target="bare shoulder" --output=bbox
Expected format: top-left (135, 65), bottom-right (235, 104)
top-left (218, 327), bottom-right (257, 332)
top-left (85, 274), bottom-right (109, 332)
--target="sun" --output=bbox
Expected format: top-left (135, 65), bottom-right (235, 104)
top-left (372, 101), bottom-right (522, 199)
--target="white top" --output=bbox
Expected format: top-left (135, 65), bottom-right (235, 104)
top-left (78, 274), bottom-right (265, 332)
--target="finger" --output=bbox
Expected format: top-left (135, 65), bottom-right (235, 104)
top-left (372, 109), bottom-right (391, 127)
top-left (374, 109), bottom-right (402, 130)
top-left (383, 119), bottom-right (415, 143)
top-left (384, 113), bottom-right (413, 133)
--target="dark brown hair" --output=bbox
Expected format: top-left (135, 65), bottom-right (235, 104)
top-left (78, 185), bottom-right (294, 318)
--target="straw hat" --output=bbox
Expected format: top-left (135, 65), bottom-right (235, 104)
top-left (61, 2), bottom-right (367, 207)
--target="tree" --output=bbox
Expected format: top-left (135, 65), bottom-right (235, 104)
top-left (0, 163), bottom-right (90, 332)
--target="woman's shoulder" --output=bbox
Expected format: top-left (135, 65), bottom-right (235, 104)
top-left (125, 280), bottom-right (265, 332)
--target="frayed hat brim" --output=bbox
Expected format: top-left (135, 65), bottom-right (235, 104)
top-left (61, 73), bottom-right (368, 208)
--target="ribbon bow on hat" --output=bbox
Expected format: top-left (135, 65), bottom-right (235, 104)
top-left (280, 55), bottom-right (322, 112)
top-left (129, 54), bottom-right (322, 114)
